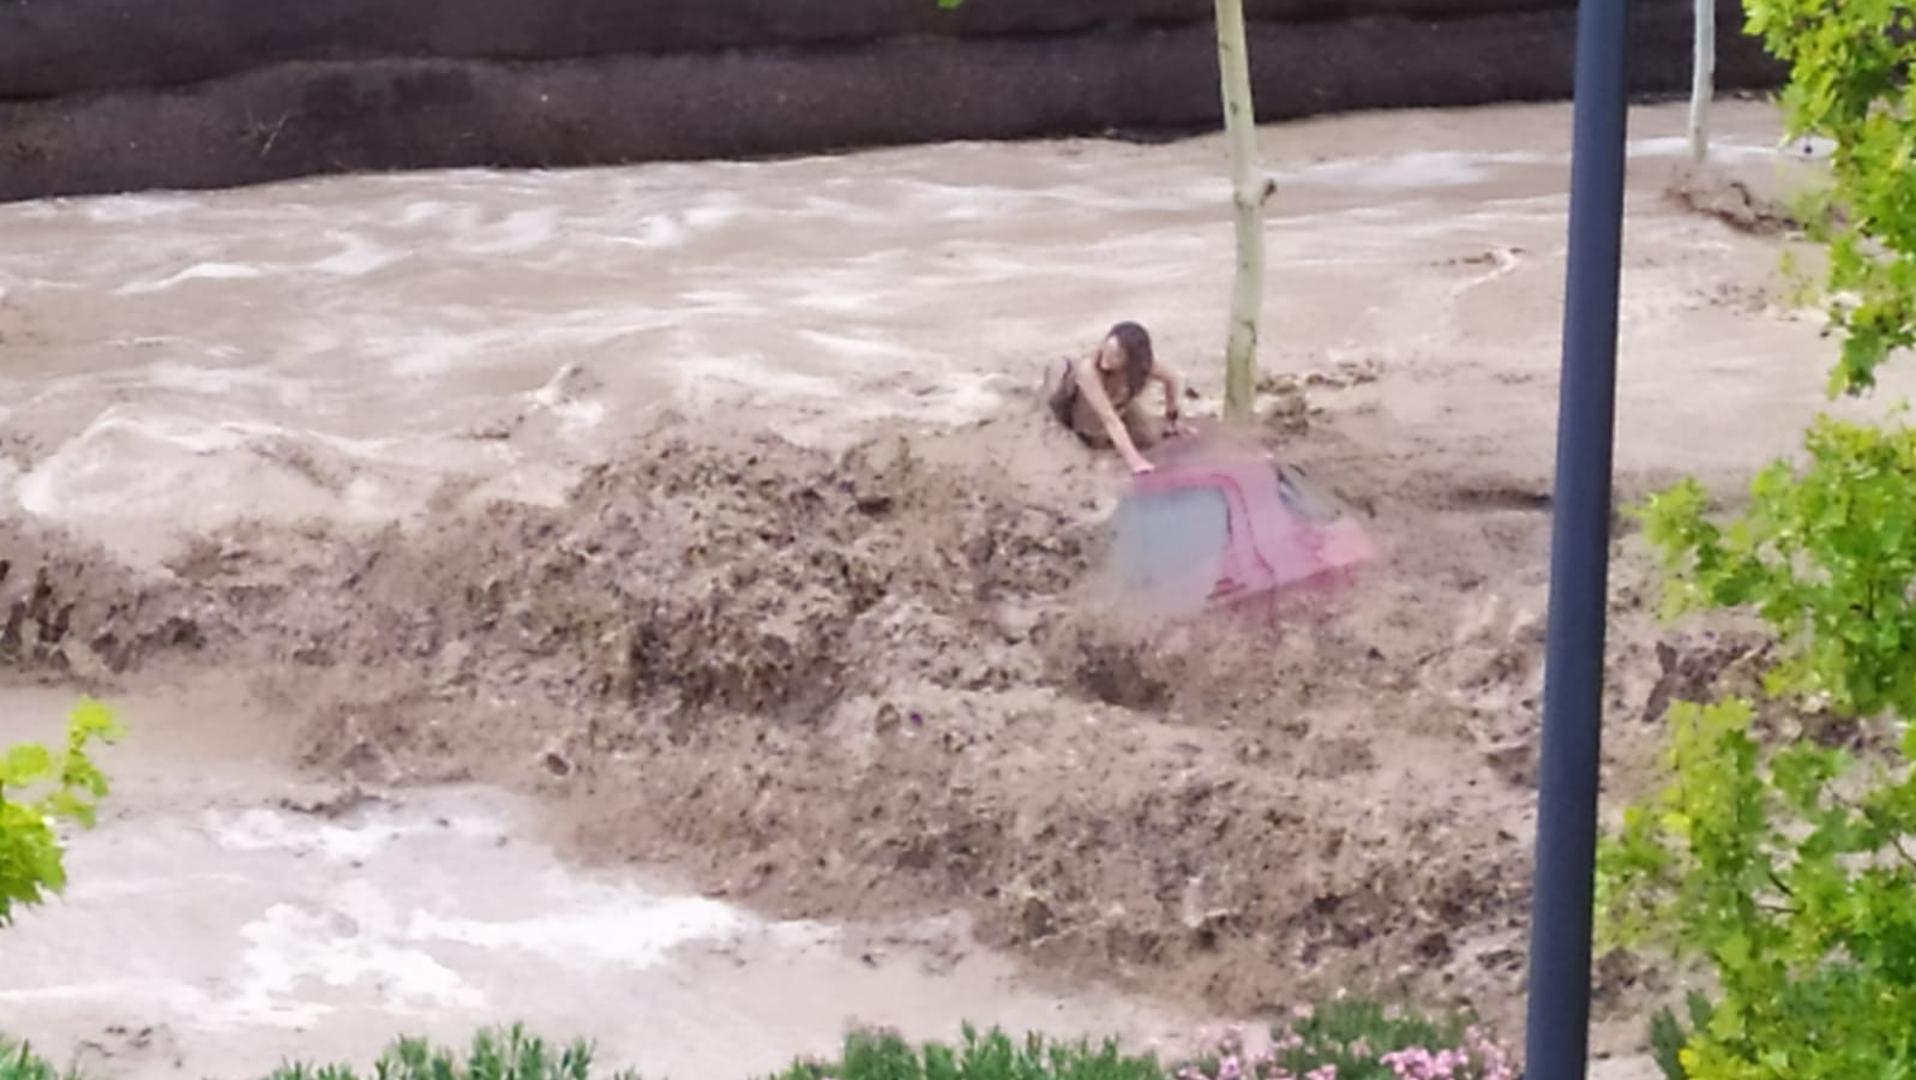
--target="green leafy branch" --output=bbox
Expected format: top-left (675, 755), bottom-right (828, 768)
top-left (0, 698), bottom-right (122, 926)
top-left (1610, 9), bottom-right (1916, 1045)
top-left (1745, 0), bottom-right (1916, 395)
top-left (1640, 416), bottom-right (1916, 718)
top-left (1598, 698), bottom-right (1916, 1078)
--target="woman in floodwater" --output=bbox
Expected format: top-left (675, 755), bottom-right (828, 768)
top-left (1044, 321), bottom-right (1185, 475)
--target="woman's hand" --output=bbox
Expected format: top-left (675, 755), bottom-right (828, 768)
top-left (1127, 452), bottom-right (1157, 475)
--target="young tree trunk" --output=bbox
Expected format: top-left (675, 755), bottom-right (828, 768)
top-left (1214, 0), bottom-right (1265, 423)
top-left (1690, 0), bottom-right (1715, 163)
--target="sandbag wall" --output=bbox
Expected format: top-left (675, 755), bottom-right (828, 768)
top-left (0, 0), bottom-right (1778, 201)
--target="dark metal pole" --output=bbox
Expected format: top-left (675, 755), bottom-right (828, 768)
top-left (1524, 0), bottom-right (1630, 1074)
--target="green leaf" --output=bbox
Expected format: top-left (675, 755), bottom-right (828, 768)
top-left (0, 744), bottom-right (52, 788)
top-left (2, 700), bottom-right (118, 925)
top-left (67, 697), bottom-right (124, 745)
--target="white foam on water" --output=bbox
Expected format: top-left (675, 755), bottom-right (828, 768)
top-left (677, 353), bottom-right (845, 403)
top-left (1628, 135), bottom-right (1816, 163)
top-left (387, 334), bottom-right (482, 378)
top-left (201, 799), bottom-right (749, 1025)
top-left (1262, 138), bottom-right (1792, 196)
top-left (797, 328), bottom-right (918, 362)
top-left (684, 204), bottom-right (745, 230)
top-left (224, 888), bottom-right (484, 1027)
top-left (116, 261), bottom-right (266, 295)
top-left (450, 207), bottom-right (563, 256)
top-left (0, 978), bottom-right (192, 1007)
top-left (396, 199), bottom-right (456, 226)
top-left (527, 363), bottom-right (609, 433)
top-left (15, 407), bottom-right (399, 524)
top-left (894, 180), bottom-right (1047, 222)
top-left (210, 806), bottom-right (500, 863)
top-left (145, 360), bottom-right (291, 396)
top-left (976, 179), bottom-right (1201, 217)
top-left (310, 232), bottom-right (406, 277)
top-left (86, 796), bottom-right (763, 1029)
top-left (1275, 149), bottom-right (1556, 192)
top-left (608, 214), bottom-right (692, 250)
top-left (679, 287), bottom-right (750, 306)
top-left (679, 288), bottom-right (764, 317)
top-left (82, 194), bottom-right (193, 224)
top-left (383, 312), bottom-right (669, 379)
top-left (791, 287), bottom-right (886, 315)
top-left (409, 881), bottom-right (745, 970)
top-left (796, 194), bottom-right (877, 220)
top-left (0, 201), bottom-right (59, 222)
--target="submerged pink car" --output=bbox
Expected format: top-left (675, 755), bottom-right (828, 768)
top-left (1111, 448), bottom-right (1374, 614)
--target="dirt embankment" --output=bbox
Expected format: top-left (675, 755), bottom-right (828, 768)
top-left (1, 400), bottom-right (1749, 1036)
top-left (0, 0), bottom-right (1777, 202)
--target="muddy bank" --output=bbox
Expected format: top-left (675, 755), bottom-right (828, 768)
top-left (0, 0), bottom-right (1749, 101)
top-left (0, 410), bottom-right (1720, 1040)
top-left (1, 1), bottom-right (1778, 202)
top-left (0, 0), bottom-right (1588, 101)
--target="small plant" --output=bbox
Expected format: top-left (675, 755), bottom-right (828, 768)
top-left (1175, 998), bottom-right (1515, 1080)
top-left (0, 698), bottom-right (120, 926)
top-left (771, 1026), bottom-right (1162, 1080)
top-left (270, 1025), bottom-right (633, 1080)
top-left (7, 1016), bottom-right (1514, 1080)
top-left (259, 1025), bottom-right (1162, 1080)
top-left (0, 1036), bottom-right (80, 1080)
top-left (1646, 992), bottom-right (1714, 1080)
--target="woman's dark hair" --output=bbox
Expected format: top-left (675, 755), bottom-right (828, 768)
top-left (1106, 321), bottom-right (1155, 401)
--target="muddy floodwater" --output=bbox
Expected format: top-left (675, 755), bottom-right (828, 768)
top-left (0, 683), bottom-right (1186, 1079)
top-left (0, 100), bottom-right (1895, 1079)
top-left (0, 100), bottom-right (1876, 566)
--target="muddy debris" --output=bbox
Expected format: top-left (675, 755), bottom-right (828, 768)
top-left (2, 422), bottom-right (1655, 1035)
top-left (1666, 163), bottom-right (1802, 236)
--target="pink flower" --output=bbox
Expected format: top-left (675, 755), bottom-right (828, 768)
top-left (1382, 1046), bottom-right (1442, 1080)
top-left (1465, 1026), bottom-right (1516, 1080)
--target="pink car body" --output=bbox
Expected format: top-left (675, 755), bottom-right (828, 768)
top-left (1114, 450), bottom-right (1374, 612)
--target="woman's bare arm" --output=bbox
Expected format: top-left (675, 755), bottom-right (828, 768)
top-left (1150, 363), bottom-right (1184, 433)
top-left (1073, 358), bottom-right (1154, 472)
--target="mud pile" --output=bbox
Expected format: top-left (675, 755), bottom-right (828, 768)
top-left (0, 416), bottom-right (1717, 1032)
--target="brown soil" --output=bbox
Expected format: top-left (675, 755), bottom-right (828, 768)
top-left (0, 400), bottom-right (1749, 1041)
top-left (1665, 160), bottom-right (1812, 236)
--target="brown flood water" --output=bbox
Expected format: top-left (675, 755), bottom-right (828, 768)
top-left (0, 680), bottom-right (1191, 1079)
